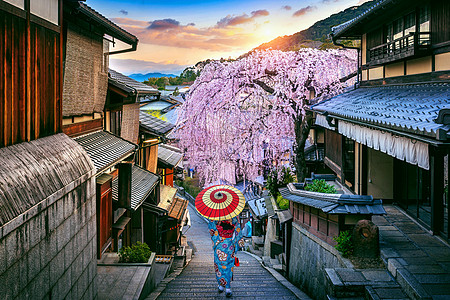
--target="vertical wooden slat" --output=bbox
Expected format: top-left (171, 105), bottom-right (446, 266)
top-left (34, 24), bottom-right (40, 139)
top-left (17, 16), bottom-right (26, 144)
top-left (5, 14), bottom-right (12, 146)
top-left (0, 11), bottom-right (5, 148)
top-left (26, 0), bottom-right (31, 141)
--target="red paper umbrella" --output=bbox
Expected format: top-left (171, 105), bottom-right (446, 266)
top-left (195, 185), bottom-right (246, 221)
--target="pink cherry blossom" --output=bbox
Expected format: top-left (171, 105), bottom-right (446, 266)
top-left (176, 49), bottom-right (356, 185)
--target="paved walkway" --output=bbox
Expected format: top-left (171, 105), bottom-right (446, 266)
top-left (373, 205), bottom-right (450, 300)
top-left (154, 204), bottom-right (302, 299)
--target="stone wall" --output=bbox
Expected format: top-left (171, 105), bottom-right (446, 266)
top-left (289, 222), bottom-right (350, 300)
top-left (0, 134), bottom-right (97, 299)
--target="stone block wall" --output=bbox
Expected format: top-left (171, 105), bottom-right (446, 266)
top-left (289, 222), bottom-right (349, 300)
top-left (0, 134), bottom-right (97, 300)
top-left (0, 179), bottom-right (97, 300)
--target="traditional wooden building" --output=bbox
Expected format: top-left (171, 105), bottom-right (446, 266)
top-left (157, 144), bottom-right (184, 187)
top-left (0, 1), bottom-right (97, 299)
top-left (138, 111), bottom-right (175, 174)
top-left (312, 0), bottom-right (450, 240)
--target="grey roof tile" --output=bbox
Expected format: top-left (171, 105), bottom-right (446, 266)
top-left (158, 144), bottom-right (183, 168)
top-left (112, 165), bottom-right (159, 211)
top-left (312, 84), bottom-right (450, 138)
top-left (279, 183), bottom-right (385, 215)
top-left (109, 69), bottom-right (159, 95)
top-left (74, 131), bottom-right (137, 173)
top-left (331, 0), bottom-right (392, 38)
top-left (140, 111), bottom-right (175, 136)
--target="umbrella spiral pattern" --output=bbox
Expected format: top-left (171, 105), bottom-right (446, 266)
top-left (195, 185), bottom-right (246, 221)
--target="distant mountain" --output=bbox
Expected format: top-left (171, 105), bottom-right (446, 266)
top-left (247, 0), bottom-right (377, 53)
top-left (129, 72), bottom-right (178, 82)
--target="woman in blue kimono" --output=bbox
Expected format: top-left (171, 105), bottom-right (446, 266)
top-left (208, 216), bottom-right (245, 297)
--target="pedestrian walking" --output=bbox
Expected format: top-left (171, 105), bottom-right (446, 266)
top-left (208, 217), bottom-right (245, 297)
top-left (195, 185), bottom-right (247, 297)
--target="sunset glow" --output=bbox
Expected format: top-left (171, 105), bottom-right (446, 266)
top-left (84, 0), bottom-right (370, 75)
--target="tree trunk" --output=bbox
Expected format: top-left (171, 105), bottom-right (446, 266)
top-left (294, 111), bottom-right (313, 182)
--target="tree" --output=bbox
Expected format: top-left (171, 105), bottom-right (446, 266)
top-left (176, 49), bottom-right (356, 185)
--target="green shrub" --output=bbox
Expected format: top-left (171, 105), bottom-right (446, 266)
top-left (118, 242), bottom-right (152, 263)
top-left (276, 195), bottom-right (290, 210)
top-left (267, 167), bottom-right (295, 198)
top-left (333, 231), bottom-right (353, 258)
top-left (304, 179), bottom-right (337, 194)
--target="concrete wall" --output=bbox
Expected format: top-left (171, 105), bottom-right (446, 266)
top-left (289, 223), bottom-right (348, 300)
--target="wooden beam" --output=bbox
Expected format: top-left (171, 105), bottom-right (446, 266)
top-left (430, 146), bottom-right (444, 235)
top-left (62, 118), bottom-right (103, 137)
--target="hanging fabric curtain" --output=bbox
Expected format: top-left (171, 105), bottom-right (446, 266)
top-left (337, 120), bottom-right (429, 170)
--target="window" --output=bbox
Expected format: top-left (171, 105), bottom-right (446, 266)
top-left (4, 0), bottom-right (24, 9)
top-left (110, 110), bottom-right (122, 136)
top-left (31, 0), bottom-right (59, 25)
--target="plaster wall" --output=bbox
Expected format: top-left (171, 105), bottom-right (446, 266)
top-left (362, 70), bottom-right (368, 81)
top-left (385, 61), bottom-right (404, 78)
top-left (361, 34), bottom-right (367, 65)
top-left (264, 217), bottom-right (277, 257)
top-left (289, 223), bottom-right (348, 300)
top-left (367, 148), bottom-right (394, 199)
top-left (435, 52), bottom-right (450, 71)
top-left (368, 67), bottom-right (383, 80)
top-left (406, 56), bottom-right (432, 75)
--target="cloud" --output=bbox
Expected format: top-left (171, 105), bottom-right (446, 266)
top-left (112, 12), bottom-right (269, 52)
top-left (216, 9), bottom-right (269, 27)
top-left (292, 6), bottom-right (316, 17)
top-left (251, 10), bottom-right (270, 17)
top-left (119, 9), bottom-right (128, 15)
top-left (148, 18), bottom-right (181, 30)
top-left (281, 5), bottom-right (292, 11)
top-left (110, 58), bottom-right (187, 75)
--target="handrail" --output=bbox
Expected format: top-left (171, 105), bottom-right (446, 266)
top-left (368, 32), bottom-right (431, 63)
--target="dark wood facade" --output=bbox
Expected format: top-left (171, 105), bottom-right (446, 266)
top-left (326, 0), bottom-right (450, 241)
top-left (0, 1), bottom-right (62, 148)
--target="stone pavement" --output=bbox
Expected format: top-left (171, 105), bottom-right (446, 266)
top-left (151, 203), bottom-right (306, 299)
top-left (373, 205), bottom-right (450, 300)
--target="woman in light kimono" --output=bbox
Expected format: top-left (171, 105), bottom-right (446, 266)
top-left (208, 216), bottom-right (245, 297)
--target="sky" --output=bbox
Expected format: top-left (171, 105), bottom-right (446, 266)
top-left (86, 0), bottom-right (370, 75)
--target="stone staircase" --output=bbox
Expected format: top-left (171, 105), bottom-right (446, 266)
top-left (325, 268), bottom-right (409, 300)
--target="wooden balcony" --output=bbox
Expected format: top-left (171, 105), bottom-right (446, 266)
top-left (367, 32), bottom-right (431, 66)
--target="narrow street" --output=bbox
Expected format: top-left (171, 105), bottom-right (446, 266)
top-left (155, 204), bottom-right (303, 299)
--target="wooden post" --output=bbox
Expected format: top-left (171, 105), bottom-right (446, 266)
top-left (430, 147), bottom-right (444, 235)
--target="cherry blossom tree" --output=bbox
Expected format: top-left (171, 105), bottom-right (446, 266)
top-left (176, 49), bottom-right (356, 185)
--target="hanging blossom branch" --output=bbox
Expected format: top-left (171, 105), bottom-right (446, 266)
top-left (175, 48), bottom-right (357, 185)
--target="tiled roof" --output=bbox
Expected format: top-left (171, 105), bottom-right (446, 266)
top-left (312, 84), bottom-right (450, 139)
top-left (158, 144), bottom-right (183, 169)
top-left (305, 145), bottom-right (325, 162)
top-left (167, 197), bottom-right (188, 220)
top-left (140, 112), bottom-right (175, 136)
top-left (276, 210), bottom-right (293, 224)
top-left (280, 183), bottom-right (385, 215)
top-left (109, 69), bottom-right (159, 95)
top-left (331, 0), bottom-right (392, 38)
top-left (112, 165), bottom-right (159, 211)
top-left (76, 2), bottom-right (137, 45)
top-left (74, 131), bottom-right (137, 174)
top-left (247, 197), bottom-right (268, 219)
top-left (158, 184), bottom-right (178, 211)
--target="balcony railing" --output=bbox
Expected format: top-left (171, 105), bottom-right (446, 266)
top-left (368, 32), bottom-right (431, 66)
